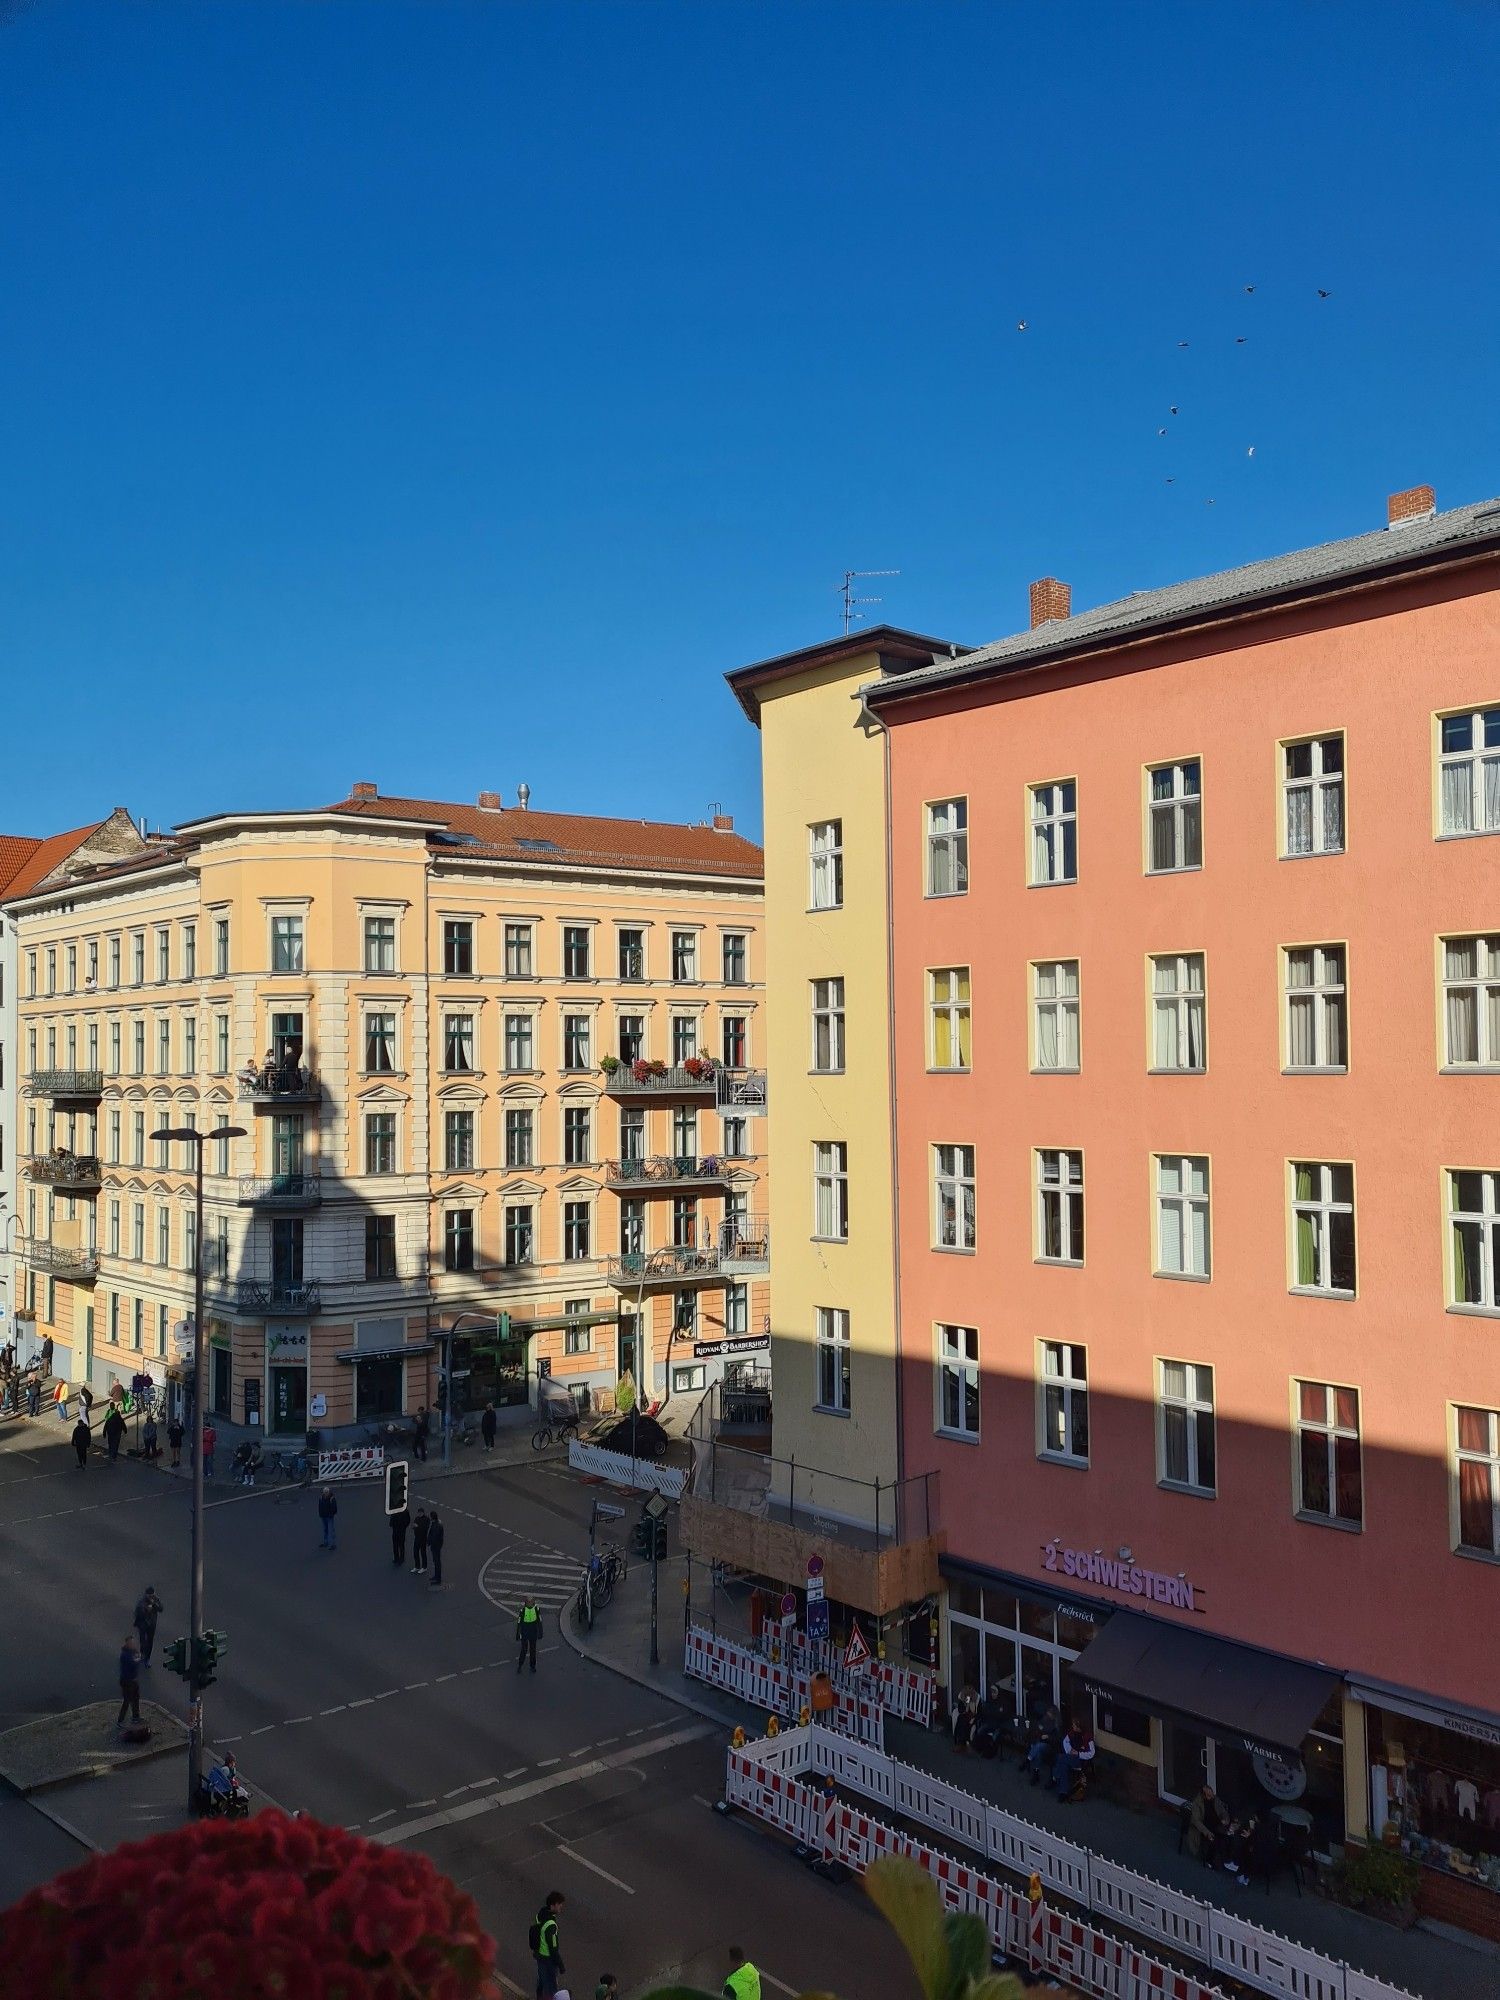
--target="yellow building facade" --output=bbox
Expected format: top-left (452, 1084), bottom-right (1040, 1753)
top-left (7, 787), bottom-right (767, 1435)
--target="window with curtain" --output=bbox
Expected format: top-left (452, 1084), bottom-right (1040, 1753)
top-left (1456, 1406), bottom-right (1500, 1556)
top-left (504, 1107), bottom-right (534, 1168)
top-left (563, 1105), bottom-right (591, 1165)
top-left (1285, 945), bottom-right (1347, 1070)
top-left (937, 1323), bottom-right (980, 1437)
top-left (504, 924), bottom-right (533, 976)
top-left (1442, 936), bottom-right (1500, 1067)
top-left (808, 820), bottom-right (844, 909)
top-left (1151, 953), bottom-right (1206, 1071)
top-left (1033, 960), bottom-right (1080, 1070)
top-left (1283, 735), bottom-right (1345, 856)
top-left (504, 1014), bottom-right (534, 1071)
top-left (813, 1142), bottom-right (849, 1240)
top-left (933, 1144), bottom-right (977, 1250)
top-left (505, 1205), bottom-right (534, 1265)
top-left (365, 1012), bottom-right (397, 1073)
top-left (444, 1110), bottom-right (475, 1172)
top-left (815, 1306), bottom-right (850, 1413)
top-left (1296, 1381), bottom-right (1362, 1525)
top-left (1449, 1169), bottom-right (1500, 1310)
top-left (1040, 1341), bottom-right (1088, 1462)
top-left (1037, 1149), bottom-right (1084, 1262)
top-left (926, 799), bottom-right (969, 897)
top-left (1158, 1360), bottom-right (1215, 1493)
top-left (364, 915), bottom-right (397, 973)
top-left (1147, 761), bottom-right (1202, 872)
top-left (1291, 1161), bottom-right (1356, 1293)
top-left (1030, 781), bottom-right (1077, 885)
top-left (562, 1015), bottom-right (591, 1069)
top-left (443, 1013), bottom-right (475, 1072)
top-left (810, 975), bottom-right (844, 1072)
top-left (1438, 707), bottom-right (1500, 836)
top-left (929, 968), bottom-right (971, 1070)
top-left (670, 1015), bottom-right (698, 1064)
top-left (1155, 1155), bottom-right (1211, 1277)
top-left (271, 915), bottom-right (304, 974)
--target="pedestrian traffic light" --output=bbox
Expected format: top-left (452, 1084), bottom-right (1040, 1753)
top-left (164, 1637), bottom-right (189, 1679)
top-left (384, 1458), bottom-right (410, 1516)
top-left (192, 1629), bottom-right (228, 1690)
top-left (495, 1310), bottom-right (511, 1340)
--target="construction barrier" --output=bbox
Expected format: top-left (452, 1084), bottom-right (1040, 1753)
top-left (721, 1725), bottom-right (1421, 2000)
top-left (685, 1627), bottom-right (884, 1745)
top-left (316, 1446), bottom-right (384, 1481)
top-left (567, 1438), bottom-right (687, 1497)
top-left (787, 1629), bottom-right (935, 1727)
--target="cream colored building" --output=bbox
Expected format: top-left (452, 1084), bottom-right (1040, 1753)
top-left (6, 786), bottom-right (767, 1435)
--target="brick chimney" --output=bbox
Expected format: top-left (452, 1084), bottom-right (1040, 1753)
top-left (1388, 484), bottom-right (1436, 527)
top-left (349, 781), bottom-right (377, 800)
top-left (712, 813), bottom-right (734, 831)
top-left (477, 790), bottom-right (502, 811)
top-left (1029, 577), bottom-right (1072, 628)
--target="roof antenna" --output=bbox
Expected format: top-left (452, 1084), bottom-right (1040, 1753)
top-left (838, 568), bottom-right (899, 636)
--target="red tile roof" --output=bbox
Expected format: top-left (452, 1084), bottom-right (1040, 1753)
top-left (0, 822), bottom-right (106, 899)
top-left (327, 791), bottom-right (763, 880)
top-left (0, 836), bottom-right (43, 897)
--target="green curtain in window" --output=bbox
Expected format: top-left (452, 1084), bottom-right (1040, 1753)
top-left (1453, 1218), bottom-right (1470, 1303)
top-left (1295, 1165), bottom-right (1317, 1285)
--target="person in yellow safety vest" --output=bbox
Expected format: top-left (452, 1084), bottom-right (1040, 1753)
top-left (723, 1945), bottom-right (760, 2000)
top-left (516, 1596), bottom-right (544, 1675)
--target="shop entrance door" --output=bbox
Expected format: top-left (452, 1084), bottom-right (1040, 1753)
top-left (269, 1364), bottom-right (307, 1436)
top-left (1160, 1721), bottom-right (1215, 1803)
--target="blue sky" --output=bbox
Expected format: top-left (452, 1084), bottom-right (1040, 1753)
top-left (2, 0), bottom-right (1496, 841)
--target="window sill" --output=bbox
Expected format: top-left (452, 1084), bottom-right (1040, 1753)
top-left (813, 1405), bottom-right (851, 1419)
top-left (1282, 1066), bottom-right (1348, 1077)
top-left (1027, 878), bottom-right (1077, 890)
top-left (1035, 1257), bottom-right (1084, 1271)
top-left (924, 890), bottom-right (969, 902)
top-left (1153, 1268), bottom-right (1212, 1284)
top-left (935, 1425), bottom-right (980, 1445)
top-left (927, 1065), bottom-right (972, 1077)
top-left (1436, 827), bottom-right (1500, 843)
top-left (810, 1068), bottom-right (847, 1078)
top-left (1446, 1302), bottom-right (1500, 1320)
top-left (1289, 1285), bottom-right (1356, 1302)
top-left (932, 1243), bottom-right (977, 1256)
top-left (440, 1069), bottom-right (483, 1081)
top-left (1294, 1509), bottom-right (1363, 1534)
top-left (805, 905), bottom-right (844, 916)
top-left (1038, 1452), bottom-right (1089, 1471)
top-left (1030, 1066), bottom-right (1080, 1078)
top-left (361, 1070), bottom-right (408, 1081)
top-left (1145, 864), bottom-right (1204, 878)
top-left (1440, 1064), bottom-right (1500, 1076)
top-left (1454, 1542), bottom-right (1500, 1567)
top-left (1158, 1477), bottom-right (1217, 1501)
top-left (1146, 1067), bottom-right (1206, 1078)
top-left (810, 1235), bottom-right (849, 1246)
top-left (1279, 847), bottom-right (1345, 862)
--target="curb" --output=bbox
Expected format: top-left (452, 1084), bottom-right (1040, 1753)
top-left (559, 1612), bottom-right (744, 1729)
top-left (25, 1795), bottom-right (100, 1854)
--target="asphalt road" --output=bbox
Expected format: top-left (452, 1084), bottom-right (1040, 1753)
top-left (0, 1420), bottom-right (920, 1999)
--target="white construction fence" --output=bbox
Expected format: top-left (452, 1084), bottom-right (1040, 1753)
top-left (785, 1627), bottom-right (935, 1727)
top-left (685, 1625), bottom-right (884, 1744)
top-left (567, 1437), bottom-right (688, 1497)
top-left (316, 1446), bottom-right (384, 1481)
top-left (723, 1723), bottom-right (1420, 2000)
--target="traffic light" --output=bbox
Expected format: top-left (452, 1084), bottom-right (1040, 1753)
top-left (633, 1507), bottom-right (667, 1559)
top-left (192, 1629), bottom-right (228, 1690)
top-left (164, 1637), bottom-right (188, 1679)
top-left (495, 1310), bottom-right (511, 1340)
top-left (384, 1459), bottom-right (410, 1516)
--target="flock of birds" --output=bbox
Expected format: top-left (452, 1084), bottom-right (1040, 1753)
top-left (1014, 284), bottom-right (1335, 506)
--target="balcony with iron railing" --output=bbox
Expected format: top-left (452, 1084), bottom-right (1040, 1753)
top-left (604, 1154), bottom-right (730, 1192)
top-left (236, 1063), bottom-right (322, 1107)
top-left (604, 1242), bottom-right (723, 1289)
top-left (211, 1278), bottom-right (322, 1316)
top-left (238, 1174), bottom-right (323, 1209)
top-left (26, 1151), bottom-right (104, 1193)
top-left (717, 1214), bottom-right (769, 1274)
top-left (23, 1239), bottom-right (100, 1283)
top-left (28, 1070), bottom-right (104, 1101)
top-left (600, 1060), bottom-right (767, 1112)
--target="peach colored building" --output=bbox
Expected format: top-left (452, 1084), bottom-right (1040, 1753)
top-left (866, 490), bottom-right (1500, 1915)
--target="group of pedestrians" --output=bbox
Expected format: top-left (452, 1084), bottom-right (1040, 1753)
top-left (115, 1583), bottom-right (164, 1730)
top-left (526, 1894), bottom-right (754, 2000)
top-left (384, 1498), bottom-right (446, 1584)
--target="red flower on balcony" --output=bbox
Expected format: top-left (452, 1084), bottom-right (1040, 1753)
top-left (681, 1056), bottom-right (711, 1080)
top-left (2, 1811), bottom-right (499, 2000)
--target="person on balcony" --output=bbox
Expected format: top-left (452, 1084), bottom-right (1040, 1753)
top-left (237, 1058), bottom-right (261, 1090)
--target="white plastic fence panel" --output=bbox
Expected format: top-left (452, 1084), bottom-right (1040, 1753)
top-left (982, 1801), bottom-right (1091, 1903)
top-left (1209, 1908), bottom-right (1345, 2000)
top-left (892, 1764), bottom-right (990, 1854)
top-left (317, 1446), bottom-right (384, 1481)
top-left (808, 1723), bottom-right (898, 1810)
top-left (567, 1438), bottom-right (687, 1496)
top-left (1088, 1855), bottom-right (1212, 1962)
top-left (1343, 1975), bottom-right (1422, 2000)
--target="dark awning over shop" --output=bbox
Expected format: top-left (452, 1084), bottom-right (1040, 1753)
top-left (332, 1342), bottom-right (435, 1365)
top-left (1073, 1611), bottom-right (1341, 1760)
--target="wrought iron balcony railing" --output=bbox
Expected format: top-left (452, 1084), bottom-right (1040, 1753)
top-left (236, 1065), bottom-right (321, 1106)
top-left (604, 1155), bottom-right (729, 1190)
top-left (604, 1243), bottom-right (723, 1287)
top-left (217, 1279), bottom-right (322, 1316)
top-left (28, 1069), bottom-right (104, 1099)
top-left (23, 1240), bottom-right (100, 1282)
top-left (717, 1215), bottom-right (770, 1273)
top-left (237, 1174), bottom-right (323, 1208)
top-left (27, 1153), bottom-right (104, 1191)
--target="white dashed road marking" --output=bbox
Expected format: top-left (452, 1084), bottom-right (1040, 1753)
top-left (556, 1844), bottom-right (634, 1894)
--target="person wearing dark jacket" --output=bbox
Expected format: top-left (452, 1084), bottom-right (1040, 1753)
top-left (480, 1402), bottom-right (497, 1451)
top-left (411, 1508), bottom-right (430, 1575)
top-left (103, 1405), bottom-right (126, 1461)
top-left (133, 1586), bottom-right (163, 1663)
top-left (390, 1504), bottom-right (411, 1566)
top-left (427, 1508), bottom-right (445, 1587)
top-left (317, 1486), bottom-right (338, 1551)
top-left (72, 1417), bottom-right (91, 1469)
top-left (167, 1416), bottom-right (184, 1468)
top-left (413, 1405), bottom-right (430, 1462)
top-left (117, 1633), bottom-right (142, 1726)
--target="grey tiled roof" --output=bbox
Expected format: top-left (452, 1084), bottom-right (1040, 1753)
top-left (870, 498), bottom-right (1500, 705)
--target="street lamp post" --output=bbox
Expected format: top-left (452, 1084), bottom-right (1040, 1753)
top-left (153, 1122), bottom-right (245, 1812)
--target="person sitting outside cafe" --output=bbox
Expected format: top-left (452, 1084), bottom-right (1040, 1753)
top-left (1187, 1782), bottom-right (1230, 1865)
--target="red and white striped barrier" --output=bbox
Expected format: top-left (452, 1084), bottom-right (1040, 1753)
top-left (787, 1630), bottom-right (935, 1726)
top-left (684, 1627), bottom-right (884, 1745)
top-left (316, 1445), bottom-right (384, 1481)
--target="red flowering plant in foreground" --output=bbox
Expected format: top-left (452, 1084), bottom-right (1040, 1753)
top-left (0, 1810), bottom-right (500, 2000)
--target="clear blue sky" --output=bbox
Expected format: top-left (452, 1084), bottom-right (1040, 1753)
top-left (2, 1), bottom-right (1497, 841)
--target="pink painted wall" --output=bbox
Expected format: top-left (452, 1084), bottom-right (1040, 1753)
top-left (888, 563), bottom-right (1500, 1711)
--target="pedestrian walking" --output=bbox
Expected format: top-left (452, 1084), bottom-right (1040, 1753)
top-left (427, 1508), bottom-right (444, 1587)
top-left (317, 1486), bottom-right (338, 1550)
top-left (411, 1507), bottom-right (429, 1575)
top-left (26, 1377), bottom-right (41, 1418)
top-left (480, 1401), bottom-right (497, 1451)
top-left (413, 1405), bottom-right (430, 1463)
top-left (72, 1417), bottom-right (91, 1469)
top-left (133, 1586), bottom-right (163, 1665)
top-left (167, 1416), bottom-right (184, 1468)
top-left (390, 1503), bottom-right (410, 1566)
top-left (142, 1415), bottom-right (159, 1460)
top-left (103, 1405), bottom-right (126, 1461)
top-left (40, 1333), bottom-right (53, 1376)
top-left (201, 1422), bottom-right (217, 1478)
top-left (516, 1596), bottom-right (543, 1673)
top-left (529, 1891), bottom-right (565, 1998)
top-left (116, 1633), bottom-right (142, 1727)
top-left (723, 1946), bottom-right (761, 1999)
top-left (55, 1381), bottom-right (70, 1423)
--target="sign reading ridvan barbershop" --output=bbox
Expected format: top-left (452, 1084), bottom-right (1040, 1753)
top-left (1043, 1539), bottom-right (1198, 1612)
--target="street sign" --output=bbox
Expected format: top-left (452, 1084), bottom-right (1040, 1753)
top-left (844, 1620), bottom-right (872, 1671)
top-left (780, 1591), bottom-right (797, 1617)
top-left (807, 1598), bottom-right (830, 1643)
top-left (594, 1501), bottom-right (626, 1520)
top-left (806, 1574), bottom-right (825, 1603)
top-left (643, 1493), bottom-right (670, 1522)
top-left (806, 1553), bottom-right (825, 1579)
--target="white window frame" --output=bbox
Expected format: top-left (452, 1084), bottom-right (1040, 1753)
top-left (1290, 1160), bottom-right (1356, 1297)
top-left (1157, 1359), bottom-right (1216, 1495)
top-left (936, 1322), bottom-right (980, 1439)
top-left (813, 1141), bottom-right (849, 1241)
top-left (270, 913), bottom-right (305, 975)
top-left (1437, 705), bottom-right (1500, 837)
top-left (1032, 960), bottom-right (1079, 1072)
top-left (503, 923), bottom-right (534, 977)
top-left (1038, 1340), bottom-right (1089, 1465)
top-left (814, 1305), bottom-right (850, 1414)
top-left (721, 932), bottom-right (748, 985)
top-left (1029, 780), bottom-right (1077, 886)
top-left (363, 912), bottom-right (398, 975)
top-left (443, 1108), bottom-right (476, 1173)
top-left (1454, 1405), bottom-right (1500, 1559)
top-left (561, 1013), bottom-right (592, 1071)
top-left (443, 1012), bottom-right (475, 1074)
top-left (562, 1198), bottom-right (592, 1262)
top-left (364, 1011), bottom-right (398, 1074)
top-left (928, 967), bottom-right (971, 1072)
top-left (1284, 944), bottom-right (1347, 1072)
top-left (1150, 952), bottom-right (1206, 1072)
top-left (364, 1111), bottom-right (398, 1177)
top-left (1441, 936), bottom-right (1500, 1069)
top-left (926, 798), bottom-right (969, 898)
top-left (724, 1281), bottom-right (749, 1336)
top-left (1154, 1154), bottom-right (1211, 1279)
top-left (670, 930), bottom-right (698, 982)
top-left (1036, 1148), bottom-right (1084, 1264)
top-left (504, 1013), bottom-right (536, 1073)
top-left (808, 820), bottom-right (844, 911)
top-left (1449, 1169), bottom-right (1500, 1312)
top-left (1294, 1379), bottom-right (1363, 1527)
top-left (811, 978), bottom-right (846, 1073)
top-left (1282, 734), bottom-right (1345, 858)
top-left (933, 1143), bottom-right (976, 1252)
top-left (1146, 759), bottom-right (1203, 873)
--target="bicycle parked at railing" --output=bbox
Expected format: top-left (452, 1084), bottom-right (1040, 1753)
top-left (266, 1447), bottom-right (313, 1486)
top-left (532, 1412), bottom-right (581, 1452)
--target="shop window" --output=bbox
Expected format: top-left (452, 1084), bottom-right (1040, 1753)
top-left (672, 1364), bottom-right (707, 1394)
top-left (1368, 1704), bottom-right (1500, 1894)
top-left (356, 1356), bottom-right (404, 1422)
top-left (1095, 1698), bottom-right (1153, 1749)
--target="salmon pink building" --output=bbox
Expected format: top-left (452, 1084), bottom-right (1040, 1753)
top-left (859, 490), bottom-right (1500, 1925)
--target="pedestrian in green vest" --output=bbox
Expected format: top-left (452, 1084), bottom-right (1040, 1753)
top-left (723, 1945), bottom-right (760, 2000)
top-left (516, 1596), bottom-right (543, 1674)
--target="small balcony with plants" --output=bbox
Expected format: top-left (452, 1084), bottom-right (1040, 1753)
top-left (717, 1213), bottom-right (769, 1273)
top-left (27, 1150), bottom-right (104, 1193)
top-left (599, 1055), bottom-right (719, 1099)
top-left (604, 1242), bottom-right (723, 1289)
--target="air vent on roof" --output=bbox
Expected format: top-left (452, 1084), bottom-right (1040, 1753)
top-left (515, 838), bottom-right (560, 853)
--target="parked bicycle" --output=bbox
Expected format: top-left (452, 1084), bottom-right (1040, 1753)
top-left (267, 1447), bottom-right (312, 1486)
top-left (532, 1413), bottom-right (580, 1452)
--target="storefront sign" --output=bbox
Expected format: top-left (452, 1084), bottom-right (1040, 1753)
top-left (268, 1329), bottom-right (308, 1364)
top-left (1351, 1681), bottom-right (1500, 1748)
top-left (692, 1335), bottom-right (770, 1358)
top-left (1043, 1539), bottom-right (1197, 1611)
top-left (309, 1394), bottom-right (327, 1420)
top-left (1251, 1750), bottom-right (1308, 1800)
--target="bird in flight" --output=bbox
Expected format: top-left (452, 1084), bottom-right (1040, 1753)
top-left (1244, 284), bottom-right (1255, 294)
top-left (1016, 320), bottom-right (1028, 331)
top-left (1235, 336), bottom-right (1248, 344)
top-left (1317, 289), bottom-right (1332, 299)
top-left (1177, 340), bottom-right (1190, 348)
top-left (1169, 406), bottom-right (1179, 416)
top-left (1206, 497), bottom-right (1216, 506)
top-left (1247, 446), bottom-right (1256, 458)
top-left (1158, 427), bottom-right (1167, 436)
top-left (1165, 478), bottom-right (1176, 485)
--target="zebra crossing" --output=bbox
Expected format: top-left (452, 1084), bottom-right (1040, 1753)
top-left (478, 1538), bottom-right (585, 1620)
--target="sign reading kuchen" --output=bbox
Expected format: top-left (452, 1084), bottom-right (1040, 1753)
top-left (1043, 1539), bottom-right (1197, 1611)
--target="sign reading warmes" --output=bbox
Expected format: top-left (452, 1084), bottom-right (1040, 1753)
top-left (1043, 1540), bottom-right (1197, 1612)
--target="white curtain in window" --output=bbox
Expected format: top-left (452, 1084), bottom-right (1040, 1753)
top-left (1286, 789), bottom-right (1312, 856)
top-left (1447, 988), bottom-right (1478, 1063)
top-left (1321, 782), bottom-right (1344, 852)
top-left (1037, 1002), bottom-right (1058, 1068)
top-left (1288, 994), bottom-right (1316, 1067)
top-left (1485, 754), bottom-right (1500, 831)
top-left (1443, 761), bottom-right (1474, 832)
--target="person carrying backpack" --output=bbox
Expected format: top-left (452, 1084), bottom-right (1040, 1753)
top-left (529, 1890), bottom-right (565, 1996)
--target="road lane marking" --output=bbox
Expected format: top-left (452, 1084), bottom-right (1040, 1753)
top-left (375, 1689), bottom-right (399, 1699)
top-left (763, 1976), bottom-right (797, 1997)
top-left (504, 1765), bottom-right (527, 1778)
top-left (435, 1673), bottom-right (457, 1683)
top-left (370, 1722), bottom-right (714, 1846)
top-left (320, 1705), bottom-right (346, 1716)
top-left (249, 1725), bottom-right (275, 1736)
top-left (349, 1698), bottom-right (374, 1708)
top-left (461, 1665), bottom-right (483, 1674)
top-left (285, 1715), bottom-right (312, 1725)
top-left (443, 1784), bottom-right (470, 1798)
top-left (405, 1681), bottom-right (428, 1690)
top-left (595, 1735), bottom-right (618, 1747)
top-left (537, 1756), bottom-right (560, 1767)
top-left (406, 1798), bottom-right (437, 1809)
top-left (367, 1808), bottom-right (396, 1824)
top-left (556, 1844), bottom-right (634, 1894)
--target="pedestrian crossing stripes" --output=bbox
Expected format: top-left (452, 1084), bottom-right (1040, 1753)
top-left (478, 1544), bottom-right (584, 1620)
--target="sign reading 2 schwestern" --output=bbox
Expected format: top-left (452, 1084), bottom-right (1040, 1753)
top-left (1042, 1540), bottom-right (1199, 1613)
